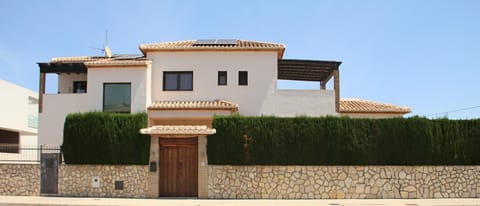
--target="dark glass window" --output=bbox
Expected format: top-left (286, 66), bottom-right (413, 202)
top-left (0, 129), bottom-right (19, 153)
top-left (73, 81), bottom-right (87, 93)
top-left (239, 71), bottom-right (248, 86)
top-left (103, 83), bottom-right (131, 113)
top-left (218, 71), bottom-right (227, 86)
top-left (163, 72), bottom-right (193, 91)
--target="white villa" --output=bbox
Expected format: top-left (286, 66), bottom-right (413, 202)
top-left (37, 39), bottom-right (410, 197)
top-left (38, 39), bottom-right (409, 145)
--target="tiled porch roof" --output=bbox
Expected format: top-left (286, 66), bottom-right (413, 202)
top-left (340, 98), bottom-right (411, 114)
top-left (148, 100), bottom-right (239, 112)
top-left (139, 39), bottom-right (286, 58)
top-left (140, 125), bottom-right (216, 135)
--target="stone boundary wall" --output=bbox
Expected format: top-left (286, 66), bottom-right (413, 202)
top-left (59, 165), bottom-right (148, 198)
top-left (0, 164), bottom-right (40, 196)
top-left (208, 165), bottom-right (480, 199)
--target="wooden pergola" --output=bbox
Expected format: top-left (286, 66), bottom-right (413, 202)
top-left (278, 59), bottom-right (342, 112)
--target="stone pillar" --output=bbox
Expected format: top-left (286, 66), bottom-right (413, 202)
top-left (198, 135), bottom-right (208, 198)
top-left (146, 136), bottom-right (159, 198)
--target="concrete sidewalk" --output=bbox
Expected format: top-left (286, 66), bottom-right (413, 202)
top-left (0, 196), bottom-right (479, 206)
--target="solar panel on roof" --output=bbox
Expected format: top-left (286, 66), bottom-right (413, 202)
top-left (194, 39), bottom-right (216, 45)
top-left (215, 39), bottom-right (237, 45)
top-left (193, 39), bottom-right (237, 46)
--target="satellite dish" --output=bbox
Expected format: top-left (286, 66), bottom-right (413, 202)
top-left (89, 30), bottom-right (113, 58)
top-left (104, 45), bottom-right (112, 58)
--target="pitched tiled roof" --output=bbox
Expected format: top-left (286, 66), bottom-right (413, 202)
top-left (139, 39), bottom-right (286, 58)
top-left (50, 54), bottom-right (149, 67)
top-left (140, 125), bottom-right (216, 135)
top-left (84, 59), bottom-right (151, 67)
top-left (148, 100), bottom-right (238, 112)
top-left (340, 98), bottom-right (411, 114)
top-left (51, 56), bottom-right (108, 63)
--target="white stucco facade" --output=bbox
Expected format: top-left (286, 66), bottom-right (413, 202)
top-left (87, 66), bottom-right (151, 113)
top-left (38, 65), bottom-right (151, 145)
top-left (0, 79), bottom-right (38, 134)
top-left (148, 51), bottom-right (336, 116)
top-left (38, 93), bottom-right (88, 145)
top-left (261, 89), bottom-right (336, 116)
top-left (0, 79), bottom-right (38, 140)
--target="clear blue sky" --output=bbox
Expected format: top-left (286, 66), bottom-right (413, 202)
top-left (1, 0), bottom-right (479, 119)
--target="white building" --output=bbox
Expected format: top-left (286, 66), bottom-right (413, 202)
top-left (37, 39), bottom-right (410, 197)
top-left (37, 39), bottom-right (409, 145)
top-left (0, 79), bottom-right (38, 157)
top-left (38, 40), bottom-right (336, 145)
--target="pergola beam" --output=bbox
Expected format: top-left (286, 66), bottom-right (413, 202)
top-left (278, 59), bottom-right (341, 82)
top-left (38, 62), bottom-right (87, 73)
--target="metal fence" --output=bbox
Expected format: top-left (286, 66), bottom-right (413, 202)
top-left (0, 144), bottom-right (62, 163)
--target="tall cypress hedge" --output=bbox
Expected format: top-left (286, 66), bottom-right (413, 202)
top-left (62, 112), bottom-right (150, 165)
top-left (208, 116), bottom-right (480, 165)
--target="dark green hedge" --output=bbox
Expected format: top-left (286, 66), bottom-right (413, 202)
top-left (208, 116), bottom-right (480, 165)
top-left (62, 112), bottom-right (150, 165)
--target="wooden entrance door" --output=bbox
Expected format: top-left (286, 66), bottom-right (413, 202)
top-left (159, 137), bottom-right (198, 197)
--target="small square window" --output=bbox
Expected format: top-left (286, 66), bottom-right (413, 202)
top-left (239, 71), bottom-right (248, 86)
top-left (73, 81), bottom-right (87, 93)
top-left (218, 71), bottom-right (227, 86)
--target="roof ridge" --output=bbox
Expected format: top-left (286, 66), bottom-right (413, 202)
top-left (139, 39), bottom-right (196, 47)
top-left (138, 39), bottom-right (286, 58)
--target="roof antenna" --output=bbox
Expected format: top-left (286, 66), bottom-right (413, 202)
top-left (104, 30), bottom-right (112, 58)
top-left (88, 30), bottom-right (112, 58)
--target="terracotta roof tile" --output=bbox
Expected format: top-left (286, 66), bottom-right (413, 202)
top-left (340, 98), bottom-right (411, 114)
top-left (50, 54), bottom-right (150, 67)
top-left (51, 56), bottom-right (108, 63)
top-left (84, 58), bottom-right (151, 67)
top-left (139, 39), bottom-right (285, 58)
top-left (140, 125), bottom-right (216, 135)
top-left (148, 100), bottom-right (238, 112)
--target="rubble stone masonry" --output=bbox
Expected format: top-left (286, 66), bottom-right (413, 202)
top-left (1, 164), bottom-right (479, 198)
top-left (58, 165), bottom-right (148, 198)
top-left (208, 165), bottom-right (480, 199)
top-left (0, 164), bottom-right (40, 196)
